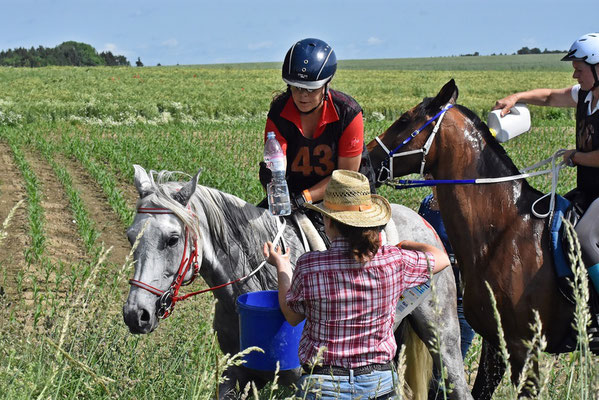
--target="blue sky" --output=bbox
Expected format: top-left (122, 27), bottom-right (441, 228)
top-left (0, 0), bottom-right (596, 66)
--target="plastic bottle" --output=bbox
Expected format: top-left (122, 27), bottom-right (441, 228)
top-left (487, 103), bottom-right (531, 143)
top-left (264, 132), bottom-right (291, 216)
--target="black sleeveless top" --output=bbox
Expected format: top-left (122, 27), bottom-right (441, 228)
top-left (575, 88), bottom-right (599, 202)
top-left (267, 89), bottom-right (376, 194)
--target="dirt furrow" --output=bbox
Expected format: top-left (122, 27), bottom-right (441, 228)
top-left (59, 154), bottom-right (132, 266)
top-left (0, 141), bottom-right (29, 296)
top-left (24, 150), bottom-right (87, 266)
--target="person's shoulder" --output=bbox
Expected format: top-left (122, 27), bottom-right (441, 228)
top-left (571, 84), bottom-right (581, 103)
top-left (330, 89), bottom-right (361, 110)
top-left (377, 244), bottom-right (403, 257)
top-left (297, 249), bottom-right (329, 267)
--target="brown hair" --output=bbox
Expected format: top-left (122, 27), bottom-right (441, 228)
top-left (329, 219), bottom-right (383, 263)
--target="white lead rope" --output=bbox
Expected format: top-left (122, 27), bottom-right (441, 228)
top-left (528, 149), bottom-right (568, 219)
top-left (241, 218), bottom-right (287, 283)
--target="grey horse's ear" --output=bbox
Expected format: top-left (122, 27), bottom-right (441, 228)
top-left (173, 169), bottom-right (202, 206)
top-left (133, 164), bottom-right (154, 198)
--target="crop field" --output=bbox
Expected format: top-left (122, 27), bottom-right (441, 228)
top-left (0, 57), bottom-right (597, 399)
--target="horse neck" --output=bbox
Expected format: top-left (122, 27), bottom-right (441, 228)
top-left (190, 187), bottom-right (303, 302)
top-left (434, 111), bottom-right (542, 263)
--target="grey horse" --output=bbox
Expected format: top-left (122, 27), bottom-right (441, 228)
top-left (123, 165), bottom-right (471, 399)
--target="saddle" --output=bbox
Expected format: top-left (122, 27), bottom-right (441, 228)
top-left (545, 194), bottom-right (599, 354)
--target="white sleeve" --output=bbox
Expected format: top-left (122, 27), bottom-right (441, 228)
top-left (571, 84), bottom-right (580, 103)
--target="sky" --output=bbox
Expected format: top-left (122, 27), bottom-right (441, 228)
top-left (0, 0), bottom-right (597, 66)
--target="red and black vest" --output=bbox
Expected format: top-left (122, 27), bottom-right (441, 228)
top-left (267, 89), bottom-right (376, 194)
top-left (575, 89), bottom-right (599, 202)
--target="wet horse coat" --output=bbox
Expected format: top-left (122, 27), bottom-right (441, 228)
top-left (123, 166), bottom-right (472, 399)
top-left (367, 79), bottom-right (581, 399)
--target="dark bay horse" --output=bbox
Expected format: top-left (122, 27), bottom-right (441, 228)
top-left (123, 165), bottom-right (472, 399)
top-left (367, 79), bottom-right (577, 399)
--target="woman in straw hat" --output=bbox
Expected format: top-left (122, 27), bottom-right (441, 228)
top-left (263, 170), bottom-right (450, 399)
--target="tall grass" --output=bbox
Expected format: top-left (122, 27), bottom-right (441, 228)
top-left (0, 63), bottom-right (596, 399)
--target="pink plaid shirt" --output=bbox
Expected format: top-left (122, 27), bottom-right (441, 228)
top-left (286, 238), bottom-right (433, 368)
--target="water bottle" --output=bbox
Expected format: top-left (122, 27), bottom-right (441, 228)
top-left (264, 132), bottom-right (291, 216)
top-left (487, 103), bottom-right (531, 143)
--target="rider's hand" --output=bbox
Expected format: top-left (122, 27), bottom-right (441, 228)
top-left (563, 149), bottom-right (577, 167)
top-left (259, 161), bottom-right (272, 190)
top-left (291, 192), bottom-right (307, 211)
top-left (492, 94), bottom-right (519, 117)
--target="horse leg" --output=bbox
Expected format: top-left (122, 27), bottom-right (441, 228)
top-left (408, 271), bottom-right (473, 400)
top-left (471, 339), bottom-right (505, 400)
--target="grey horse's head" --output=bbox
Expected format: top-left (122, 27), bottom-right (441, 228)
top-left (123, 165), bottom-right (201, 334)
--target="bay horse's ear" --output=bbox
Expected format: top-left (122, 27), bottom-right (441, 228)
top-left (173, 169), bottom-right (202, 207)
top-left (427, 79), bottom-right (459, 112)
top-left (133, 164), bottom-right (154, 198)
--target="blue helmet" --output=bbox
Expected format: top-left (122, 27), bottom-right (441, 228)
top-left (282, 38), bottom-right (337, 90)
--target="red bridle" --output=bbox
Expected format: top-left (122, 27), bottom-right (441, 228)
top-left (128, 206), bottom-right (288, 319)
top-left (129, 207), bottom-right (201, 319)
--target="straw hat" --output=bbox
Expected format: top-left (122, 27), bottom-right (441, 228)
top-left (304, 170), bottom-right (391, 228)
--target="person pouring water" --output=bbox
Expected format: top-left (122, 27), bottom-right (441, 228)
top-left (263, 170), bottom-right (451, 400)
top-left (493, 32), bottom-right (599, 293)
top-left (259, 38), bottom-right (376, 243)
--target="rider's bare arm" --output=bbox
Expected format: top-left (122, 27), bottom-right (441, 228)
top-left (399, 240), bottom-right (450, 274)
top-left (493, 87), bottom-right (576, 116)
top-left (263, 242), bottom-right (305, 326)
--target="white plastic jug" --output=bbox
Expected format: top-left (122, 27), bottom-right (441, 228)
top-left (487, 103), bottom-right (531, 143)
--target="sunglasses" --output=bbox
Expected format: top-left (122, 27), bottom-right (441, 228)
top-left (289, 85), bottom-right (321, 94)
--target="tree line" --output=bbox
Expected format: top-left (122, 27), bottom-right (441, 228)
top-left (461, 47), bottom-right (566, 57)
top-left (0, 41), bottom-right (130, 67)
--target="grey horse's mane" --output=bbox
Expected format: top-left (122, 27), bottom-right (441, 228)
top-left (141, 170), bottom-right (277, 272)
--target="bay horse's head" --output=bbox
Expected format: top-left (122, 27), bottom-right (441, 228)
top-left (367, 79), bottom-right (459, 183)
top-left (123, 165), bottom-right (202, 334)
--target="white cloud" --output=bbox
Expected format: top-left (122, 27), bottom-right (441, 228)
top-left (102, 43), bottom-right (118, 52)
top-left (101, 43), bottom-right (131, 58)
top-left (367, 37), bottom-right (383, 46)
top-left (248, 41), bottom-right (273, 51)
top-left (161, 39), bottom-right (179, 48)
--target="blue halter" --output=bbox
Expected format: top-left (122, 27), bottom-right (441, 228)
top-left (375, 104), bottom-right (454, 183)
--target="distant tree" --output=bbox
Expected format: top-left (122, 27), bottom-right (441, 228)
top-left (136, 57), bottom-right (144, 67)
top-left (56, 41), bottom-right (104, 66)
top-left (0, 41), bottom-right (129, 67)
top-left (516, 46), bottom-right (541, 55)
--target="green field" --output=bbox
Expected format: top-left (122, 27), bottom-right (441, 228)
top-left (0, 55), bottom-right (596, 399)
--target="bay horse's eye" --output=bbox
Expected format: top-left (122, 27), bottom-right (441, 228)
top-left (166, 236), bottom-right (179, 247)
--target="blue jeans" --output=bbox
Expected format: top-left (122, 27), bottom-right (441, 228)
top-left (295, 369), bottom-right (398, 399)
top-left (457, 301), bottom-right (475, 359)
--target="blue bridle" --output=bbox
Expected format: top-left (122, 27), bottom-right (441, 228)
top-left (375, 103), bottom-right (454, 183)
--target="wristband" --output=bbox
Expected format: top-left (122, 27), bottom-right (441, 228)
top-left (566, 150), bottom-right (578, 167)
top-left (302, 189), bottom-right (312, 204)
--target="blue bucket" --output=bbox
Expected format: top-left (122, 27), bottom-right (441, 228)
top-left (237, 290), bottom-right (304, 371)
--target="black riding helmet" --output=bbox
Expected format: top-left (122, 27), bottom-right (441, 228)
top-left (282, 38), bottom-right (337, 90)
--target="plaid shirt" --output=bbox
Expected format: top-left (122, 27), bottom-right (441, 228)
top-left (287, 238), bottom-right (433, 368)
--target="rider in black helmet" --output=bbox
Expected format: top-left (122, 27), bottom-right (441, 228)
top-left (494, 33), bottom-right (599, 294)
top-left (259, 38), bottom-right (376, 219)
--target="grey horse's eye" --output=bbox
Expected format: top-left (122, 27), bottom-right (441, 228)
top-left (166, 236), bottom-right (179, 247)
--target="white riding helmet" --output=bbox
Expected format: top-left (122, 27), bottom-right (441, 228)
top-left (562, 33), bottom-right (599, 88)
top-left (561, 33), bottom-right (599, 64)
